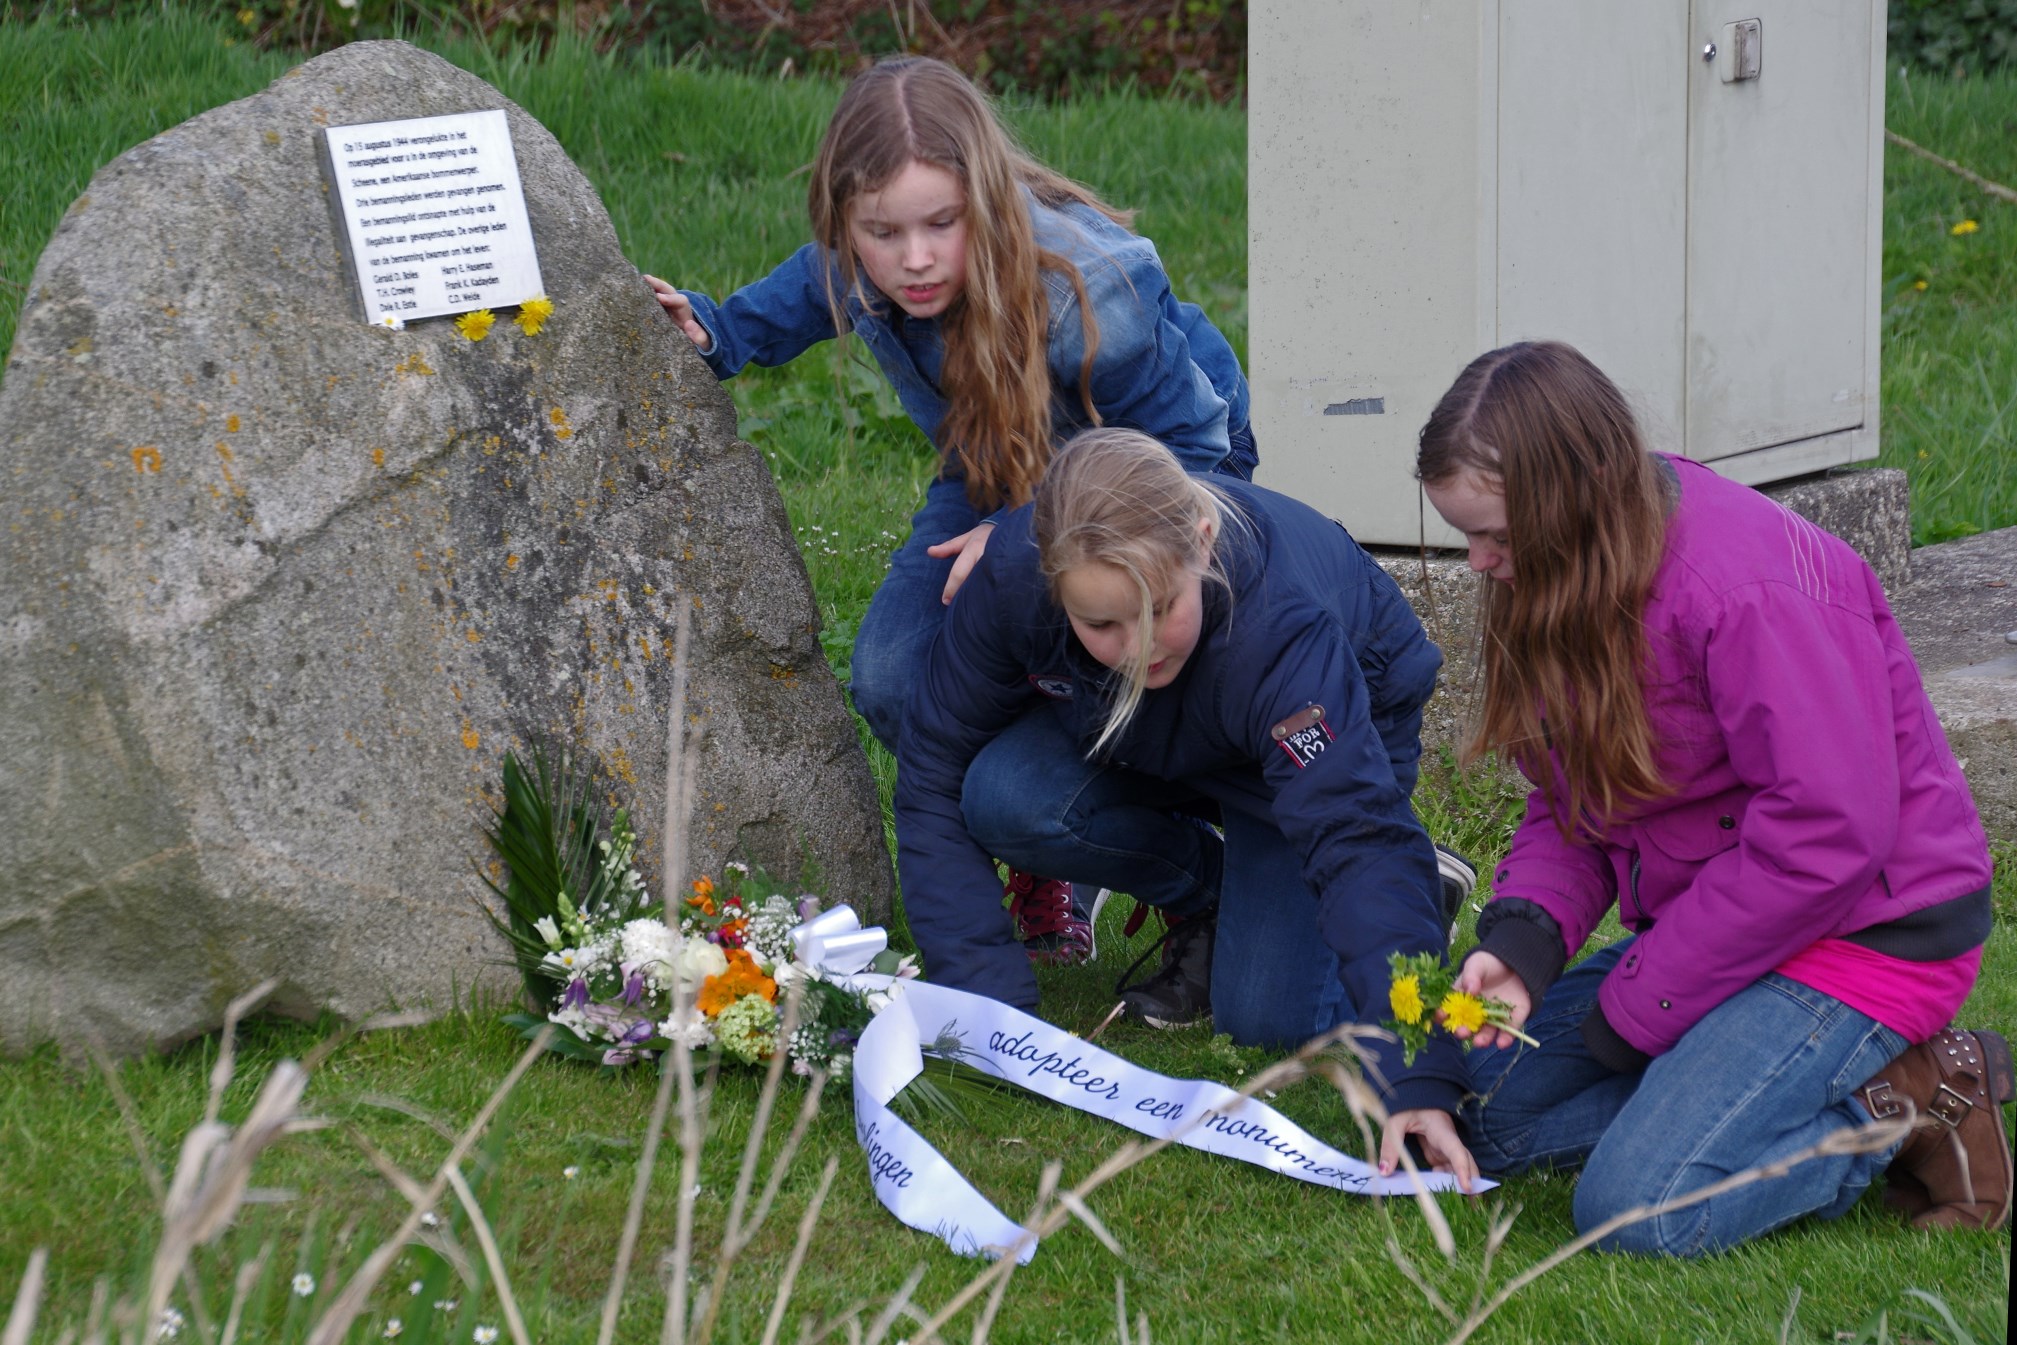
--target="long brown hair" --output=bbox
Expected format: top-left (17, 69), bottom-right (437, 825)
top-left (1034, 428), bottom-right (1238, 756)
top-left (1416, 342), bottom-right (1672, 835)
top-left (808, 56), bottom-right (1130, 510)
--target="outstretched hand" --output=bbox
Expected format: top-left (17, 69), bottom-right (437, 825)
top-left (1378, 1108), bottom-right (1480, 1193)
top-left (927, 523), bottom-right (996, 604)
top-left (1450, 950), bottom-right (1531, 1051)
top-left (643, 274), bottom-right (711, 349)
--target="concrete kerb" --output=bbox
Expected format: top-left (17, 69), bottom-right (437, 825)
top-left (1375, 466), bottom-right (2016, 840)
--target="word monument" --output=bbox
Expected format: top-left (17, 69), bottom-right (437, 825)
top-left (323, 108), bottom-right (542, 326)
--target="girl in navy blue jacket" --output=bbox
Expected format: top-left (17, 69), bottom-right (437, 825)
top-left (894, 428), bottom-right (1474, 1152)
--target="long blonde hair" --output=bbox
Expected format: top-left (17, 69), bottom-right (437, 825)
top-left (1415, 342), bottom-right (1672, 835)
top-left (808, 56), bottom-right (1130, 511)
top-left (1034, 428), bottom-right (1235, 755)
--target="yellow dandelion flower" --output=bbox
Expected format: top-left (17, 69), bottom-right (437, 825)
top-left (1389, 974), bottom-right (1424, 1026)
top-left (1913, 279), bottom-right (1929, 291)
top-left (455, 309), bottom-right (496, 342)
top-left (1950, 219), bottom-right (1979, 236)
top-left (514, 295), bottom-right (555, 336)
top-left (1439, 990), bottom-right (1488, 1035)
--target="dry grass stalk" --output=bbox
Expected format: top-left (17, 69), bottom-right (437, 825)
top-left (3, 1248), bottom-right (48, 1345)
top-left (964, 1160), bottom-right (1061, 1345)
top-left (444, 1165), bottom-right (532, 1345)
top-left (662, 1039), bottom-right (720, 1345)
top-left (216, 1242), bottom-right (272, 1345)
top-left (862, 1264), bottom-right (928, 1345)
top-left (758, 1157), bottom-right (841, 1345)
top-left (1416, 1115), bottom-right (1916, 1345)
top-left (302, 1026), bottom-right (554, 1345)
top-left (688, 988), bottom-right (820, 1345)
top-left (600, 613), bottom-right (701, 1345)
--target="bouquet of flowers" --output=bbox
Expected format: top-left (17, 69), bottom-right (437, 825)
top-left (479, 749), bottom-right (912, 1078)
top-left (1383, 950), bottom-right (1538, 1066)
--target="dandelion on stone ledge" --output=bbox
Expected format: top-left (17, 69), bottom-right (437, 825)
top-left (513, 295), bottom-right (554, 336)
top-left (454, 308), bottom-right (496, 341)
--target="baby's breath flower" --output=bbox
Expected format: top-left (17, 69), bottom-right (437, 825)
top-left (292, 1273), bottom-right (316, 1297)
top-left (455, 309), bottom-right (496, 341)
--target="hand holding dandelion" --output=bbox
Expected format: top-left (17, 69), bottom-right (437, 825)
top-left (1384, 950), bottom-right (1539, 1065)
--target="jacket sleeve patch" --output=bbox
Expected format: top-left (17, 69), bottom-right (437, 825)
top-left (1270, 704), bottom-right (1334, 768)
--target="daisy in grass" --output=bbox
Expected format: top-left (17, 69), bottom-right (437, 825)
top-left (1384, 950), bottom-right (1537, 1065)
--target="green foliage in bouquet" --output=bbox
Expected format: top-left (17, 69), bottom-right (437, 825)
top-left (476, 748), bottom-right (651, 1014)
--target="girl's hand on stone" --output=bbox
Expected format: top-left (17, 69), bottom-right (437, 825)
top-left (1378, 1108), bottom-right (1480, 1193)
top-left (644, 274), bottom-right (710, 349)
top-left (928, 522), bottom-right (996, 603)
top-left (1451, 950), bottom-right (1531, 1050)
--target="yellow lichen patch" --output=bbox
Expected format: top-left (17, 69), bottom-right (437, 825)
top-left (311, 107), bottom-right (329, 126)
top-left (768, 664), bottom-right (799, 686)
top-left (131, 446), bottom-right (162, 474)
top-left (606, 746), bottom-right (638, 786)
top-left (637, 636), bottom-right (653, 660)
top-left (216, 442), bottom-right (234, 463)
top-left (549, 406), bottom-right (574, 440)
top-left (263, 131), bottom-right (280, 146)
top-left (162, 305), bottom-right (178, 318)
top-left (68, 336), bottom-right (94, 359)
top-left (460, 719), bottom-right (480, 750)
top-left (465, 630), bottom-right (481, 643)
top-left (226, 414), bottom-right (240, 432)
top-left (504, 553), bottom-right (520, 570)
top-left (372, 447), bottom-right (386, 468)
top-left (394, 352), bottom-right (435, 377)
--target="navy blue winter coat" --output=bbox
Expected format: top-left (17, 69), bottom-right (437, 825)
top-left (894, 479), bottom-right (1469, 1113)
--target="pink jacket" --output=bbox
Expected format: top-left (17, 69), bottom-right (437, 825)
top-left (1491, 456), bottom-right (1991, 1059)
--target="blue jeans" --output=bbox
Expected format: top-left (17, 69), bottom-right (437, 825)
top-left (1461, 939), bottom-right (1908, 1257)
top-left (851, 429), bottom-right (1257, 754)
top-left (852, 475), bottom-right (977, 754)
top-left (961, 705), bottom-right (1395, 1051)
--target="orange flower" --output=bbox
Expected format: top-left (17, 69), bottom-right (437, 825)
top-left (697, 948), bottom-right (776, 1016)
top-left (687, 873), bottom-right (717, 916)
top-left (719, 915), bottom-right (749, 946)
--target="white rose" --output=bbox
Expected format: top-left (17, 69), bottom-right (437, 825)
top-left (674, 940), bottom-right (728, 991)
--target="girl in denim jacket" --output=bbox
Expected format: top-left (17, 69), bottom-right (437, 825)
top-left (1384, 341), bottom-right (2009, 1254)
top-left (646, 56), bottom-right (1252, 965)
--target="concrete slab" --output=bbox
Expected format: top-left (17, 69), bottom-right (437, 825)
top-left (1890, 527), bottom-right (2017, 844)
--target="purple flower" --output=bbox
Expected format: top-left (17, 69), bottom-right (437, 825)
top-left (602, 1048), bottom-right (637, 1067)
top-left (620, 968), bottom-right (646, 1005)
top-left (618, 1018), bottom-right (655, 1046)
top-left (562, 979), bottom-right (590, 1011)
top-left (827, 1027), bottom-right (858, 1049)
top-left (797, 895), bottom-right (822, 922)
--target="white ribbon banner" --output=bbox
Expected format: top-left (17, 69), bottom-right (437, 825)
top-left (847, 979), bottom-right (1492, 1262)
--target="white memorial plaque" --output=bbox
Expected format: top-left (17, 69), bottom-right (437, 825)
top-left (323, 110), bottom-right (543, 327)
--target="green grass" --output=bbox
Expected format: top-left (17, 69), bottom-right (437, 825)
top-left (1, 9), bottom-right (2013, 1343)
top-left (1879, 67), bottom-right (2017, 543)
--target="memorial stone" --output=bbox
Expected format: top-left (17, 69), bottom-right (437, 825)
top-left (0, 41), bottom-right (892, 1057)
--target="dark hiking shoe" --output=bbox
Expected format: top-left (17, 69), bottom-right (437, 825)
top-left (1116, 914), bottom-right (1214, 1029)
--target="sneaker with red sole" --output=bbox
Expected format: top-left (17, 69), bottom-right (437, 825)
top-left (1005, 869), bottom-right (1107, 965)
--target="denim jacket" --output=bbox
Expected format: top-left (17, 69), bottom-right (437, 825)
top-left (679, 196), bottom-right (1251, 492)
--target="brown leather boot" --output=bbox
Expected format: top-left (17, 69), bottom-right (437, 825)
top-left (1855, 1027), bottom-right (2015, 1231)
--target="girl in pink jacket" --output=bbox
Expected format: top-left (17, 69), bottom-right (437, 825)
top-left (1381, 340), bottom-right (2008, 1255)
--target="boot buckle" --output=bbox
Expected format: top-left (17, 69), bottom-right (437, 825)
top-left (1859, 1080), bottom-right (1903, 1119)
top-left (1929, 1081), bottom-right (1975, 1128)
